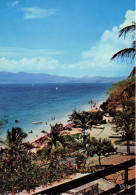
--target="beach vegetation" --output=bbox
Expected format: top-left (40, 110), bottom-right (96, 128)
top-left (114, 101), bottom-right (135, 154)
top-left (0, 116), bottom-right (8, 130)
top-left (88, 99), bottom-right (97, 109)
top-left (0, 148), bottom-right (76, 194)
top-left (101, 77), bottom-right (135, 113)
top-left (0, 127), bottom-right (77, 194)
top-left (37, 123), bottom-right (65, 160)
top-left (0, 127), bottom-right (27, 155)
top-left (101, 22), bottom-right (135, 113)
top-left (69, 110), bottom-right (93, 148)
top-left (87, 137), bottom-right (116, 166)
top-left (37, 124), bottom-right (84, 160)
top-left (107, 77), bottom-right (135, 98)
top-left (61, 134), bottom-right (83, 152)
top-left (75, 152), bottom-right (86, 169)
top-left (89, 110), bottom-right (104, 123)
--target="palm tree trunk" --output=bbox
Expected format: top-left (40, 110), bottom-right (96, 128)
top-left (128, 66), bottom-right (135, 78)
top-left (127, 140), bottom-right (130, 154)
top-left (83, 128), bottom-right (86, 149)
top-left (98, 155), bottom-right (101, 166)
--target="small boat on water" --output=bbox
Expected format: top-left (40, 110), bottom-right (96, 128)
top-left (15, 119), bottom-right (19, 123)
top-left (32, 122), bottom-right (42, 124)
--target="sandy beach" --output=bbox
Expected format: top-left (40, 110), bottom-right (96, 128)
top-left (26, 97), bottom-right (114, 153)
top-left (30, 122), bottom-right (115, 153)
top-left (61, 123), bottom-right (115, 140)
top-left (25, 98), bottom-right (107, 144)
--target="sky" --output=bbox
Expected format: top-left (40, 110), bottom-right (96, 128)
top-left (0, 0), bottom-right (135, 77)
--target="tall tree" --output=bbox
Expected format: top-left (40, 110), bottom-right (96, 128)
top-left (111, 23), bottom-right (135, 77)
top-left (0, 116), bottom-right (8, 130)
top-left (87, 137), bottom-right (116, 166)
top-left (69, 110), bottom-right (93, 148)
top-left (0, 127), bottom-right (27, 154)
top-left (115, 101), bottom-right (135, 154)
top-left (40, 123), bottom-right (65, 159)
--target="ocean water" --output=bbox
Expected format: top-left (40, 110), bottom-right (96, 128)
top-left (0, 83), bottom-right (112, 141)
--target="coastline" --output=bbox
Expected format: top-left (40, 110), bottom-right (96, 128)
top-left (0, 83), bottom-right (111, 141)
top-left (27, 96), bottom-right (108, 145)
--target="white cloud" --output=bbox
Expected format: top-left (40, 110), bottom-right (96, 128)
top-left (7, 1), bottom-right (19, 7)
top-left (0, 47), bottom-right (63, 58)
top-left (82, 26), bottom-right (130, 64)
top-left (66, 10), bottom-right (135, 76)
top-left (0, 57), bottom-right (60, 73)
top-left (21, 7), bottom-right (57, 19)
top-left (119, 10), bottom-right (135, 29)
top-left (0, 10), bottom-right (135, 77)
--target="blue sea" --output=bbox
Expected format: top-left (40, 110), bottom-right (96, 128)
top-left (0, 83), bottom-right (112, 141)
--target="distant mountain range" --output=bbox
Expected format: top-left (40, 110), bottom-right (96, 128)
top-left (0, 71), bottom-right (126, 84)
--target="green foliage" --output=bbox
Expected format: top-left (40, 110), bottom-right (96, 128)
top-left (37, 133), bottom-right (84, 161)
top-left (71, 133), bottom-right (82, 139)
top-left (0, 127), bottom-right (28, 155)
top-left (0, 150), bottom-right (76, 194)
top-left (37, 123), bottom-right (84, 160)
top-left (75, 152), bottom-right (86, 169)
top-left (107, 77), bottom-right (135, 96)
top-left (115, 101), bottom-right (135, 154)
top-left (0, 116), bottom-right (8, 130)
top-left (50, 123), bottom-right (63, 142)
top-left (87, 137), bottom-right (116, 166)
top-left (70, 110), bottom-right (104, 126)
top-left (88, 99), bottom-right (96, 108)
top-left (40, 123), bottom-right (65, 159)
top-left (69, 110), bottom-right (93, 148)
top-left (0, 127), bottom-right (77, 194)
top-left (61, 134), bottom-right (83, 150)
top-left (111, 23), bottom-right (135, 63)
top-left (89, 111), bottom-right (104, 123)
top-left (0, 150), bottom-right (40, 193)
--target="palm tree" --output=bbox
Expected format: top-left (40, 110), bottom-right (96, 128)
top-left (115, 101), bottom-right (135, 154)
top-left (41, 123), bottom-right (65, 159)
top-left (0, 127), bottom-right (27, 154)
top-left (111, 23), bottom-right (135, 77)
top-left (38, 123), bottom-right (83, 160)
top-left (0, 116), bottom-right (8, 129)
top-left (69, 110), bottom-right (93, 148)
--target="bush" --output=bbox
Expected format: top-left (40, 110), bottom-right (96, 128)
top-left (0, 150), bottom-right (76, 194)
top-left (75, 152), bottom-right (86, 169)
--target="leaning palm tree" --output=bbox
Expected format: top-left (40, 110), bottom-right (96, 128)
top-left (111, 23), bottom-right (135, 77)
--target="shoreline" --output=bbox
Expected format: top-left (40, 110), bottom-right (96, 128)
top-left (28, 97), bottom-right (108, 145)
top-left (1, 92), bottom-right (109, 144)
top-left (0, 83), bottom-right (111, 141)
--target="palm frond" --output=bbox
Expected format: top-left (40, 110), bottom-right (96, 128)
top-left (111, 47), bottom-right (135, 63)
top-left (51, 144), bottom-right (55, 154)
top-left (86, 120), bottom-right (93, 126)
top-left (56, 141), bottom-right (63, 150)
top-left (132, 40), bottom-right (136, 48)
top-left (0, 139), bottom-right (7, 146)
top-left (119, 24), bottom-right (136, 38)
